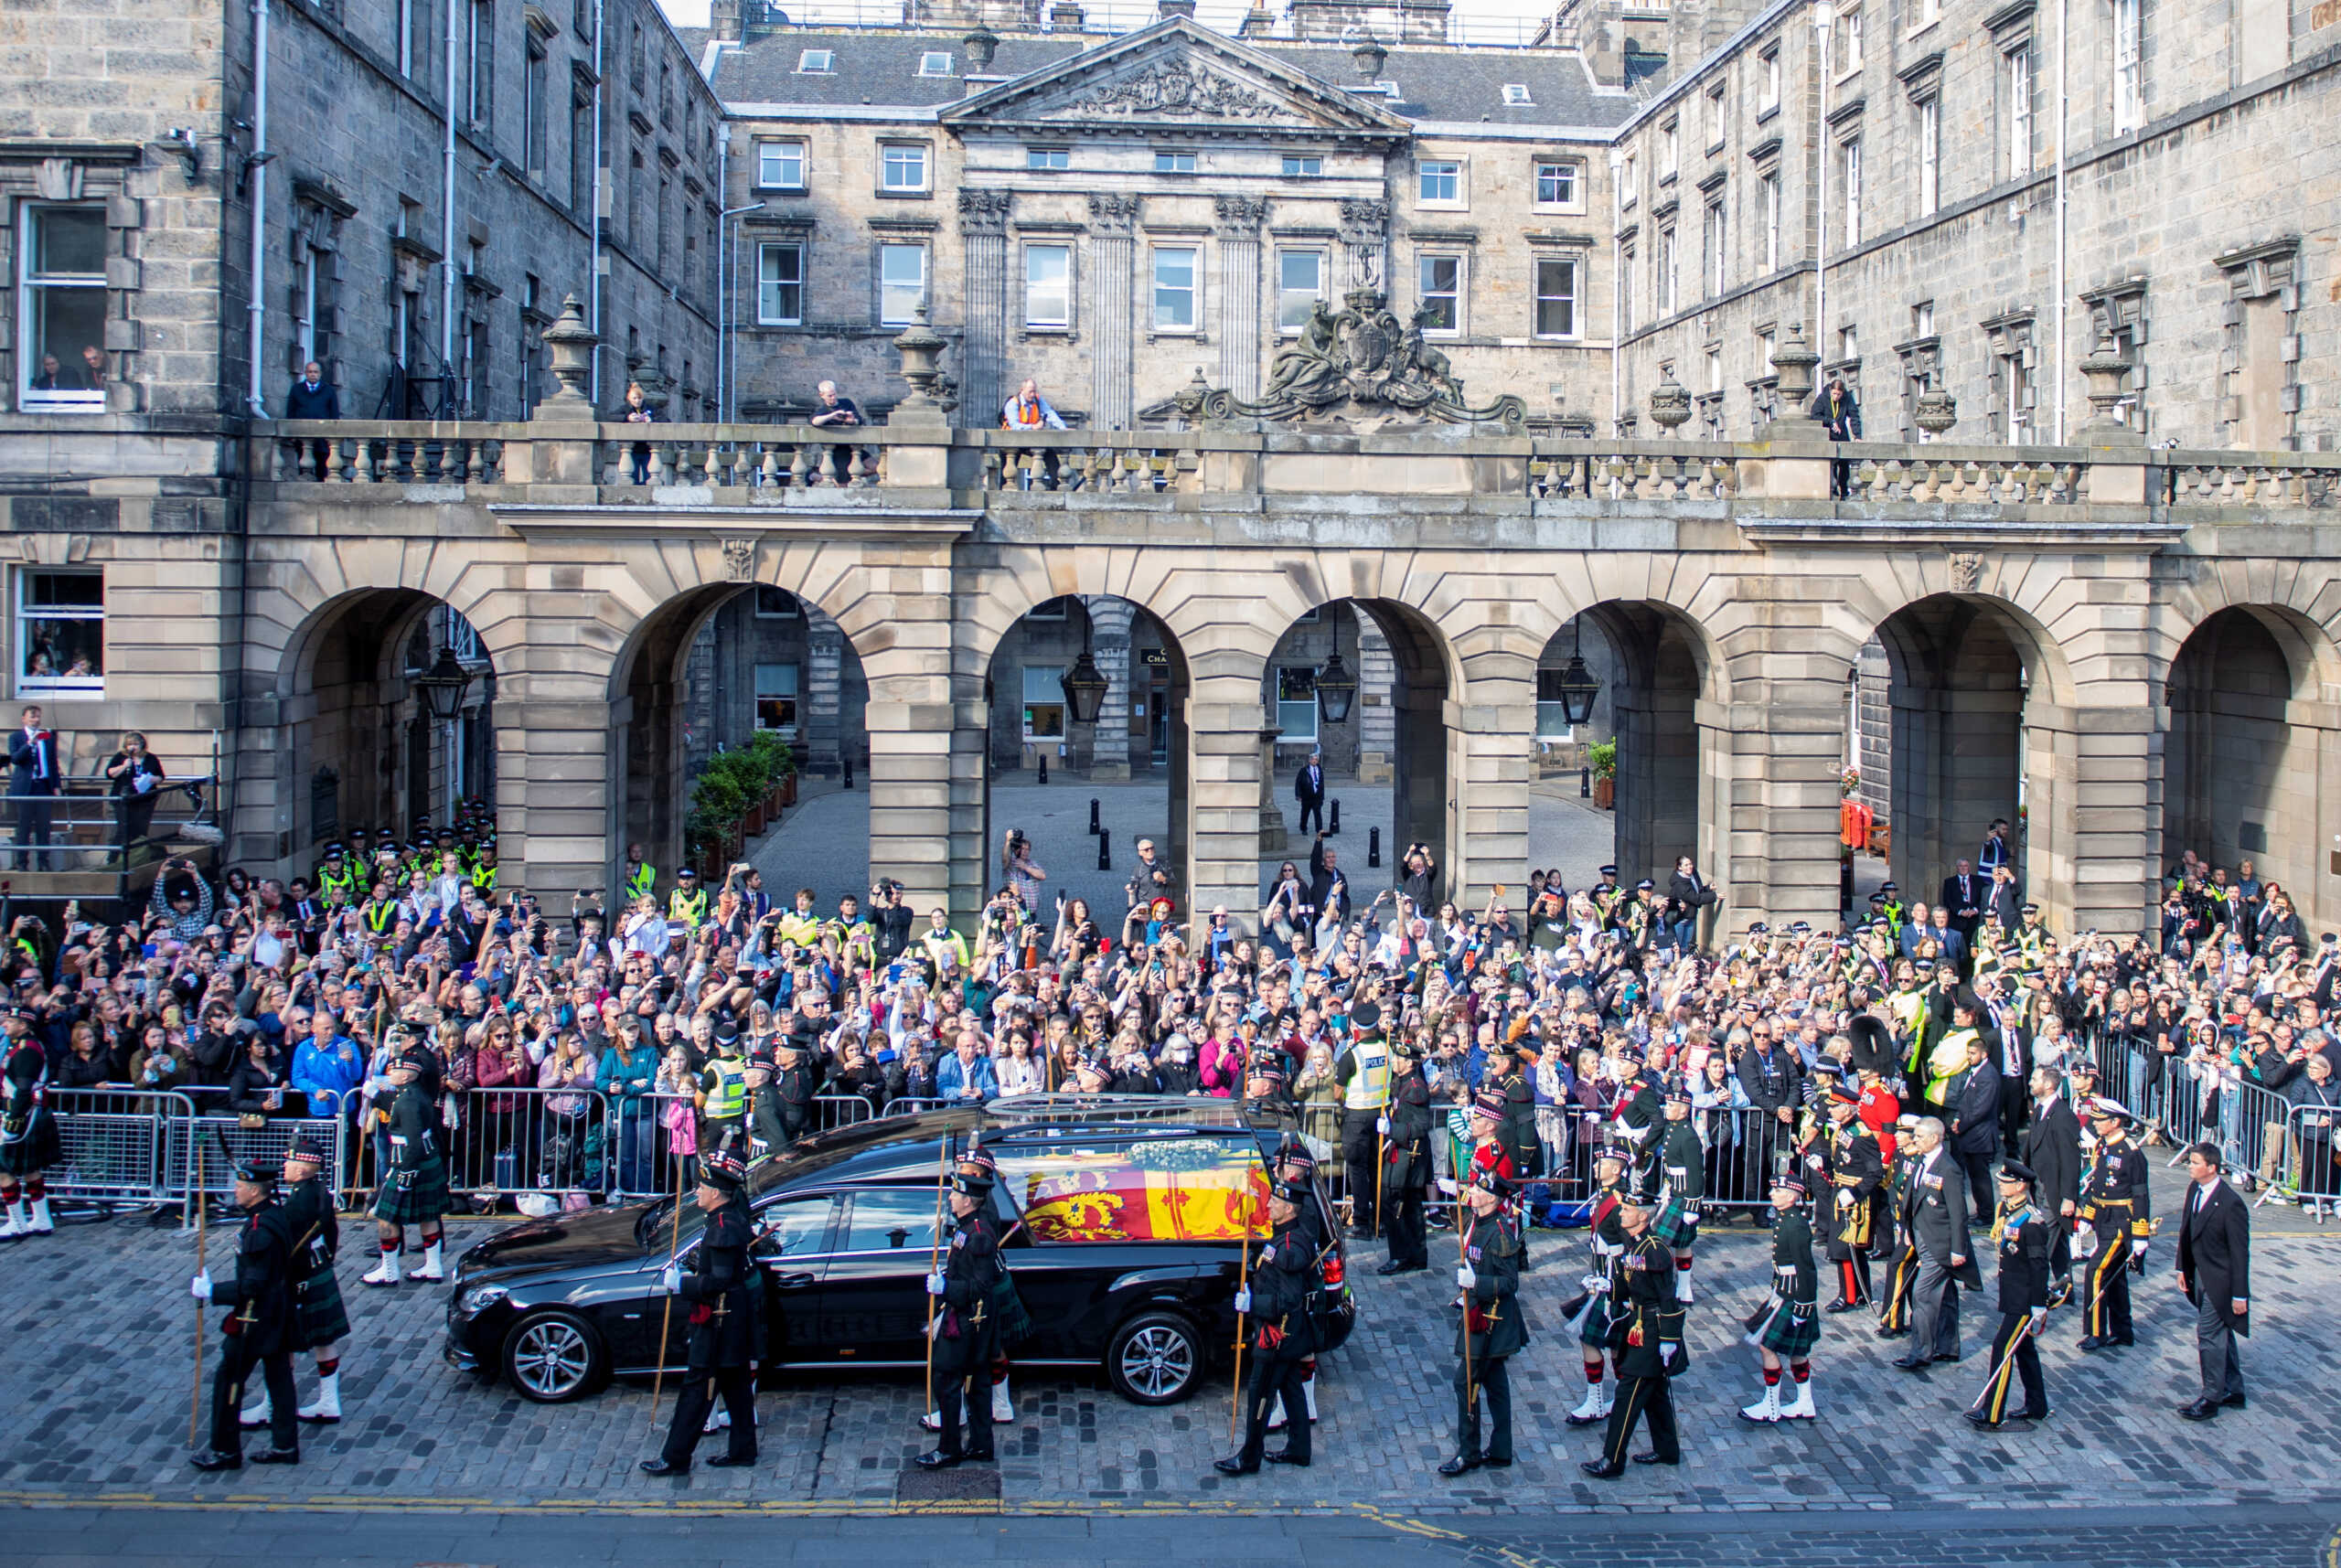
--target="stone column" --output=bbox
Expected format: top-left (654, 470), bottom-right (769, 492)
top-left (2021, 704), bottom-right (2154, 936)
top-left (494, 682), bottom-right (616, 907)
top-left (1087, 194), bottom-right (1141, 432)
top-left (1257, 727), bottom-right (1288, 855)
top-left (1444, 649), bottom-right (1535, 908)
top-left (1354, 619), bottom-right (1395, 784)
top-left (1213, 196), bottom-right (1267, 402)
top-left (806, 610), bottom-right (845, 774)
top-left (1337, 197), bottom-right (1390, 297)
top-left (958, 189), bottom-right (1013, 436)
top-left (1085, 594), bottom-right (1135, 782)
top-left (1186, 670), bottom-right (1267, 932)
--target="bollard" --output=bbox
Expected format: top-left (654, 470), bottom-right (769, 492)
top-left (1038, 751), bottom-right (1049, 784)
top-left (842, 752), bottom-right (854, 790)
top-left (1329, 798), bottom-right (1341, 837)
top-left (1368, 825), bottom-right (1381, 869)
top-left (1097, 826), bottom-right (1111, 871)
top-left (1580, 764), bottom-right (1591, 798)
top-left (1089, 797), bottom-right (1101, 836)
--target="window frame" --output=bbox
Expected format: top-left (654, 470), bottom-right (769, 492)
top-left (1021, 663), bottom-right (1068, 743)
top-left (1416, 156), bottom-right (1465, 208)
top-left (16, 203), bottom-right (108, 414)
top-left (1840, 136), bottom-right (1863, 245)
top-left (796, 48), bottom-right (834, 72)
top-left (1275, 666), bottom-right (1320, 744)
top-left (1502, 83), bottom-right (1532, 105)
top-left (1704, 197), bottom-right (1726, 296)
top-left (877, 241), bottom-right (927, 327)
top-left (1759, 170), bottom-right (1782, 270)
top-left (1153, 149), bottom-right (1197, 175)
top-left (14, 567), bottom-right (105, 699)
top-left (1656, 224), bottom-right (1678, 315)
top-left (758, 240), bottom-right (806, 326)
top-left (1280, 153), bottom-right (1322, 176)
top-left (1532, 255), bottom-right (1579, 340)
top-left (754, 661), bottom-right (802, 740)
top-left (1416, 251), bottom-right (1463, 336)
top-left (754, 585), bottom-right (801, 619)
top-left (2005, 45), bottom-right (2034, 177)
top-left (1022, 240), bottom-right (1073, 330)
top-left (1026, 146), bottom-right (1070, 171)
top-left (1759, 47), bottom-right (1781, 112)
top-left (2111, 0), bottom-right (2143, 133)
top-left (1533, 159), bottom-right (1580, 209)
top-left (1276, 247), bottom-right (1325, 333)
top-left (1150, 244), bottom-right (1199, 333)
top-left (757, 139), bottom-right (807, 192)
top-left (918, 49), bottom-right (954, 77)
top-left (878, 141), bottom-right (931, 196)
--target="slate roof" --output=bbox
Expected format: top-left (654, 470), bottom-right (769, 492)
top-left (707, 22), bottom-right (1634, 130)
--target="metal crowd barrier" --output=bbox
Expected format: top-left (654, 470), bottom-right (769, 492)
top-left (440, 1083), bottom-right (608, 1207)
top-left (171, 1109), bottom-right (349, 1206)
top-left (43, 1087), bottom-right (194, 1204)
top-left (2266, 1099), bottom-right (2341, 1211)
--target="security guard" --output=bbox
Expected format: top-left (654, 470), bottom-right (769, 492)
top-left (1332, 1016), bottom-right (1390, 1238)
top-left (1440, 1167), bottom-right (1527, 1476)
top-left (1740, 1171), bottom-right (1822, 1423)
top-left (623, 844), bottom-right (658, 904)
top-left (920, 1161), bottom-right (1007, 1469)
top-left (189, 1155), bottom-right (300, 1470)
top-left (641, 1147), bottom-right (760, 1474)
top-left (1967, 1158), bottom-right (2052, 1427)
top-left (2077, 1096), bottom-right (2151, 1350)
top-left (1215, 1176), bottom-right (1320, 1476)
top-left (1652, 1085), bottom-right (1704, 1303)
top-left (668, 867), bottom-right (710, 933)
top-left (1377, 1037), bottom-right (1432, 1275)
top-left (1580, 1193), bottom-right (1684, 1477)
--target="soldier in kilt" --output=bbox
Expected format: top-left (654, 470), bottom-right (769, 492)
top-left (1651, 1087), bottom-right (1703, 1302)
top-left (0, 1008), bottom-right (61, 1239)
top-left (242, 1135), bottom-right (349, 1429)
top-left (1740, 1172), bottom-right (1822, 1422)
top-left (1564, 1140), bottom-right (1632, 1427)
top-left (363, 1044), bottom-right (450, 1286)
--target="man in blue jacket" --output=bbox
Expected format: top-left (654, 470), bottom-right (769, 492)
top-left (284, 361), bottom-right (340, 477)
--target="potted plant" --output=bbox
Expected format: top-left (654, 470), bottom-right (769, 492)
top-left (1587, 740), bottom-right (1618, 810)
top-left (743, 730), bottom-right (795, 813)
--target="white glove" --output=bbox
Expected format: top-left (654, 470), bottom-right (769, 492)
top-left (1456, 1264), bottom-right (1477, 1290)
top-left (659, 1264), bottom-right (681, 1295)
top-left (1662, 1340), bottom-right (1682, 1367)
top-left (1836, 1188), bottom-right (1855, 1210)
top-left (1437, 1178), bottom-right (1459, 1196)
top-left (1376, 1116), bottom-right (1390, 1136)
top-left (925, 1271), bottom-right (946, 1296)
top-left (2028, 1306), bottom-right (2047, 1327)
top-left (1234, 1286), bottom-right (1252, 1314)
top-left (189, 1270), bottom-right (212, 1301)
top-left (1804, 1152), bottom-right (1824, 1168)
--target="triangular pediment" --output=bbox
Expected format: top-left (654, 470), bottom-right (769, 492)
top-left (941, 18), bottom-right (1409, 137)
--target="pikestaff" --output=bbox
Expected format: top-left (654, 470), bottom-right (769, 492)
top-left (922, 1133), bottom-right (952, 1413)
top-left (647, 1137), bottom-right (690, 1427)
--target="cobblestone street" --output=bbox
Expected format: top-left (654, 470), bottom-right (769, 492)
top-left (5, 1179), bottom-right (2336, 1520)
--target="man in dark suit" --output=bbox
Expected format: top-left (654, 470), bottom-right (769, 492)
top-left (284, 360), bottom-right (341, 479)
top-left (2020, 1068), bottom-right (2083, 1304)
top-left (1294, 750), bottom-right (1327, 837)
top-left (2175, 1142), bottom-right (2250, 1420)
top-left (1894, 1116), bottom-right (1982, 1370)
top-left (1940, 859), bottom-right (1984, 946)
top-left (1983, 865), bottom-right (2022, 931)
top-left (1950, 1035), bottom-right (2003, 1221)
top-left (7, 705), bottom-right (59, 869)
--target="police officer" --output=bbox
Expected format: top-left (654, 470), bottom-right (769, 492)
top-left (919, 1160), bottom-right (1006, 1469)
top-left (642, 1147), bottom-right (760, 1474)
top-left (2077, 1096), bottom-right (2151, 1350)
top-left (1967, 1158), bottom-right (2052, 1428)
top-left (1377, 1039), bottom-right (1432, 1275)
top-left (241, 1135), bottom-right (348, 1429)
top-left (1439, 1168), bottom-right (1527, 1476)
top-left (623, 842), bottom-right (658, 905)
top-left (361, 1043), bottom-right (449, 1286)
top-left (1580, 1193), bottom-right (1684, 1477)
top-left (1332, 1015), bottom-right (1390, 1238)
top-left (1653, 1085), bottom-right (1703, 1302)
top-left (697, 1025), bottom-right (751, 1155)
top-left (190, 1156), bottom-right (300, 1470)
top-left (1216, 1176), bottom-right (1320, 1476)
top-left (668, 866), bottom-right (709, 933)
top-left (1740, 1172), bottom-right (1822, 1423)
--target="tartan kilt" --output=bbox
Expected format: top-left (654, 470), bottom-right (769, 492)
top-left (1650, 1193), bottom-right (1695, 1248)
top-left (292, 1268), bottom-right (352, 1349)
top-left (0, 1108), bottom-right (61, 1176)
top-left (374, 1156), bottom-right (449, 1226)
top-left (1758, 1297), bottom-right (1823, 1358)
top-left (1577, 1294), bottom-right (1616, 1351)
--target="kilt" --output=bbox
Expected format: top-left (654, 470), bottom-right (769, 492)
top-left (374, 1156), bottom-right (449, 1226)
top-left (1576, 1293), bottom-right (1616, 1351)
top-left (1749, 1295), bottom-right (1822, 1358)
top-left (0, 1108), bottom-right (60, 1177)
top-left (292, 1268), bottom-right (352, 1349)
top-left (1651, 1193), bottom-right (1697, 1249)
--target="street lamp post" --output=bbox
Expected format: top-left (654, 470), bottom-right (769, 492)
top-left (411, 644), bottom-right (476, 825)
top-left (1313, 650), bottom-right (1358, 725)
top-left (1554, 619), bottom-right (1601, 728)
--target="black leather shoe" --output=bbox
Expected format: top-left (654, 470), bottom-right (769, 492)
top-left (1213, 1457), bottom-right (1258, 1477)
top-left (1264, 1450), bottom-right (1309, 1467)
top-left (915, 1450), bottom-right (962, 1470)
top-left (1579, 1458), bottom-right (1625, 1478)
top-left (1962, 1410), bottom-right (1998, 1430)
top-left (965, 1450), bottom-right (997, 1464)
top-left (250, 1447), bottom-right (299, 1465)
top-left (1438, 1455), bottom-right (1480, 1477)
top-left (1823, 1300), bottom-right (1857, 1314)
top-left (1630, 1451), bottom-right (1679, 1466)
top-left (188, 1449), bottom-right (241, 1472)
top-left (638, 1458), bottom-right (688, 1476)
top-left (1891, 1356), bottom-right (1929, 1371)
top-left (2220, 1393), bottom-right (2247, 1410)
top-left (2106, 1334), bottom-right (2136, 1347)
top-left (2076, 1335), bottom-right (2102, 1351)
top-left (1875, 1326), bottom-right (1908, 1339)
top-left (1480, 1456), bottom-right (1513, 1467)
top-left (2019, 1408), bottom-right (2051, 1423)
top-left (1930, 1351), bottom-right (1962, 1364)
top-left (2178, 1400), bottom-right (2219, 1422)
top-left (707, 1455), bottom-right (757, 1468)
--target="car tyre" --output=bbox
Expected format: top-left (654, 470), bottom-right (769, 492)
top-left (502, 1308), bottom-right (608, 1403)
top-left (1106, 1309), bottom-right (1203, 1406)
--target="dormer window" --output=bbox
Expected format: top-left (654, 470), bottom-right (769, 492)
top-left (1502, 83), bottom-right (1532, 105)
top-left (797, 48), bottom-right (833, 72)
top-left (919, 50), bottom-right (953, 75)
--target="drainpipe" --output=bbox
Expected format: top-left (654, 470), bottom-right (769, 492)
top-left (2052, 0), bottom-right (2069, 441)
top-left (245, 0), bottom-right (271, 417)
top-left (716, 124), bottom-right (729, 421)
top-left (1608, 146), bottom-right (1624, 433)
top-left (442, 0), bottom-right (460, 388)
top-left (590, 0), bottom-right (606, 404)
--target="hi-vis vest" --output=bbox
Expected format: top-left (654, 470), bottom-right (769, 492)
top-left (669, 887), bottom-right (709, 931)
top-left (701, 1057), bottom-right (748, 1121)
top-left (1342, 1038), bottom-right (1391, 1112)
top-left (625, 862), bottom-right (657, 901)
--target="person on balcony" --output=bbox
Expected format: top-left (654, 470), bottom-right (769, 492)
top-left (807, 380), bottom-right (865, 485)
top-left (1811, 376), bottom-right (1862, 497)
top-left (615, 380), bottom-right (658, 484)
top-left (283, 361), bottom-right (341, 478)
top-left (1001, 378), bottom-right (1066, 490)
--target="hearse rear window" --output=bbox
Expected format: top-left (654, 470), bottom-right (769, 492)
top-left (1000, 1135), bottom-right (1268, 1243)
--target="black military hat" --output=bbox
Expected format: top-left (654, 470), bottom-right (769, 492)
top-left (1662, 1084), bottom-right (1692, 1108)
top-left (712, 1018), bottom-right (742, 1049)
top-left (285, 1134), bottom-right (330, 1167)
top-left (1268, 1177), bottom-right (1311, 1205)
top-left (957, 1142), bottom-right (999, 1176)
top-left (1770, 1170), bottom-right (1808, 1196)
top-left (2021, 901), bottom-right (2040, 915)
top-left (1637, 878), bottom-right (1655, 891)
top-left (676, 866), bottom-right (699, 880)
top-left (1390, 1037), bottom-right (1421, 1061)
top-left (1996, 1158), bottom-right (2037, 1185)
top-left (1748, 921), bottom-right (1769, 935)
top-left (1246, 1061), bottom-right (1287, 1087)
top-left (1789, 920), bottom-right (1812, 935)
top-left (396, 1044), bottom-right (438, 1077)
top-left (1593, 1137), bottom-right (1631, 1165)
top-left (323, 842), bottom-right (346, 859)
top-left (699, 1147), bottom-right (747, 1192)
top-left (1880, 881), bottom-right (1897, 894)
top-left (949, 1168), bottom-right (996, 1199)
top-left (1350, 998), bottom-right (1383, 1031)
top-left (1826, 1083), bottom-right (1861, 1106)
top-left (232, 1155), bottom-right (278, 1186)
top-left (1470, 1089), bottom-right (1508, 1121)
top-left (1470, 1166), bottom-right (1516, 1199)
top-left (1274, 1136), bottom-right (1317, 1173)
